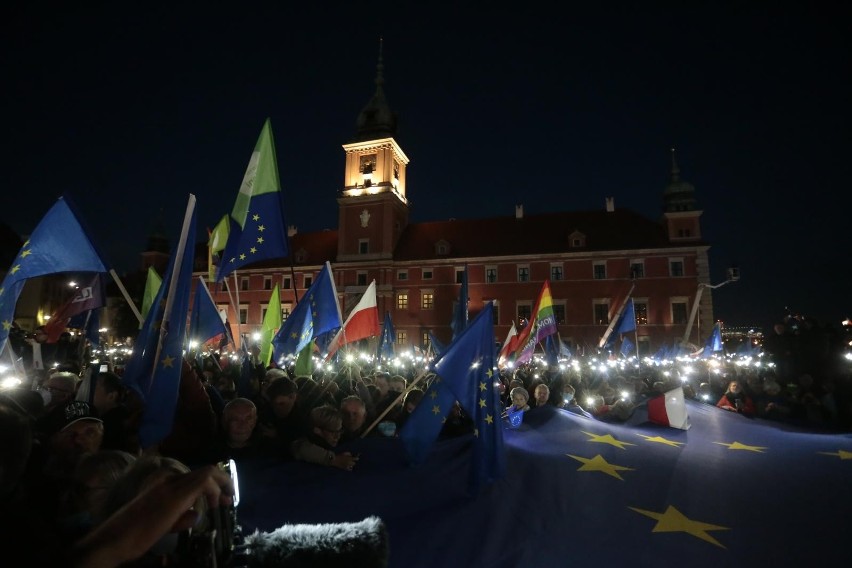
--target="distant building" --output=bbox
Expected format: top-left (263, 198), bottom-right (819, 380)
top-left (198, 49), bottom-right (715, 356)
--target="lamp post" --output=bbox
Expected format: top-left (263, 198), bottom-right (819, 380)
top-left (681, 267), bottom-right (740, 348)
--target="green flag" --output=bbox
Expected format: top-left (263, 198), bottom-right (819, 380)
top-left (208, 214), bottom-right (230, 282)
top-left (259, 284), bottom-right (282, 367)
top-left (294, 340), bottom-right (314, 378)
top-left (140, 267), bottom-right (162, 328)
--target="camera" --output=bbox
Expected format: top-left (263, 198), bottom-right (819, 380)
top-left (183, 459), bottom-right (246, 568)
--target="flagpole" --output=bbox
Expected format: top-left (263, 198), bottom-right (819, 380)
top-left (233, 271), bottom-right (243, 351)
top-left (360, 367), bottom-right (431, 439)
top-left (109, 269), bottom-right (143, 325)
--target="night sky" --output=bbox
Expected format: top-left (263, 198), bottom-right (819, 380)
top-left (3, 2), bottom-right (850, 331)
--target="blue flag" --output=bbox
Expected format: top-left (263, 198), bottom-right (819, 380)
top-left (430, 302), bottom-right (506, 492)
top-left (545, 334), bottom-right (560, 366)
top-left (122, 195), bottom-right (197, 449)
top-left (615, 298), bottom-right (637, 335)
top-left (702, 323), bottom-right (723, 359)
top-left (377, 311), bottom-right (395, 363)
top-left (271, 262), bottom-right (341, 358)
top-left (620, 335), bottom-right (635, 358)
top-left (428, 332), bottom-right (446, 357)
top-left (216, 118), bottom-right (289, 282)
top-left (559, 337), bottom-right (573, 359)
top-left (398, 373), bottom-right (458, 466)
top-left (0, 195), bottom-right (109, 355)
top-left (189, 277), bottom-right (230, 346)
top-left (450, 264), bottom-right (469, 340)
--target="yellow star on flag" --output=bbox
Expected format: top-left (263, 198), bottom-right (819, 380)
top-left (567, 454), bottom-right (635, 480)
top-left (582, 431), bottom-right (636, 449)
top-left (818, 449), bottom-right (852, 460)
top-left (713, 441), bottom-right (766, 452)
top-left (486, 368), bottom-right (493, 379)
top-left (239, 253), bottom-right (246, 260)
top-left (629, 505), bottom-right (729, 548)
top-left (252, 214), bottom-right (260, 221)
top-left (429, 390), bottom-right (438, 399)
top-left (484, 414), bottom-right (494, 424)
top-left (479, 398), bottom-right (486, 408)
top-left (21, 249), bottom-right (32, 257)
top-left (2, 320), bottom-right (11, 331)
top-left (161, 355), bottom-right (175, 368)
top-left (10, 265), bottom-right (21, 274)
top-left (431, 405), bottom-right (441, 415)
top-left (250, 247), bottom-right (257, 254)
top-left (257, 237), bottom-right (264, 244)
top-left (479, 381), bottom-right (487, 392)
top-left (636, 433), bottom-right (685, 447)
top-left (258, 224), bottom-right (265, 231)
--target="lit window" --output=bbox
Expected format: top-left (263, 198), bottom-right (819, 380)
top-left (635, 302), bottom-right (648, 325)
top-left (397, 293), bottom-right (408, 310)
top-left (421, 292), bottom-right (434, 310)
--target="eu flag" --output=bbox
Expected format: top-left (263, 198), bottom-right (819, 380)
top-left (450, 264), bottom-right (468, 340)
top-left (430, 302), bottom-right (506, 492)
top-left (615, 298), bottom-right (637, 335)
top-left (189, 277), bottom-right (230, 346)
top-left (216, 118), bottom-right (289, 282)
top-left (271, 262), bottom-right (341, 358)
top-left (398, 374), bottom-right (458, 465)
top-left (0, 195), bottom-right (109, 355)
top-left (122, 195), bottom-right (197, 449)
top-left (377, 311), bottom-right (395, 363)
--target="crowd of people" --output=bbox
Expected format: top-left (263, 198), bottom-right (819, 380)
top-left (1, 311), bottom-right (851, 566)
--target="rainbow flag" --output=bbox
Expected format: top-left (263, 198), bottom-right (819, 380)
top-left (511, 280), bottom-right (558, 364)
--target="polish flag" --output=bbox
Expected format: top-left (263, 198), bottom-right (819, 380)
top-left (325, 281), bottom-right (380, 358)
top-left (498, 321), bottom-right (518, 363)
top-left (647, 386), bottom-right (690, 430)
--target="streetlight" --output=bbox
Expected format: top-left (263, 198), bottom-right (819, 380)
top-left (681, 266), bottom-right (740, 348)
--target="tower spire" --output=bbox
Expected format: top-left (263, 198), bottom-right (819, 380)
top-left (352, 38), bottom-right (397, 142)
top-left (670, 147), bottom-right (680, 182)
top-left (375, 37), bottom-right (384, 94)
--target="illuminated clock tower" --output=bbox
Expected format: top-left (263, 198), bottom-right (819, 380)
top-left (337, 41), bottom-right (410, 262)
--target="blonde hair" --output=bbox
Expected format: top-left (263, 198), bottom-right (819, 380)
top-left (310, 405), bottom-right (343, 431)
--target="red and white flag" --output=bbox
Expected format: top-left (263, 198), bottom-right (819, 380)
top-left (43, 274), bottom-right (105, 343)
top-left (647, 386), bottom-right (690, 430)
top-left (325, 280), bottom-right (380, 358)
top-left (498, 321), bottom-right (518, 364)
